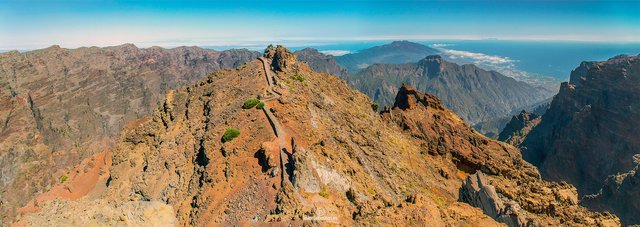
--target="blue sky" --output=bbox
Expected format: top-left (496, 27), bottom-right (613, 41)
top-left (1, 0), bottom-right (639, 49)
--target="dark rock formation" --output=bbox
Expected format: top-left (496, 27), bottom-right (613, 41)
top-left (264, 45), bottom-right (296, 72)
top-left (460, 171), bottom-right (527, 227)
top-left (583, 157), bottom-right (640, 225)
top-left (520, 54), bottom-right (640, 225)
top-left (498, 110), bottom-right (541, 146)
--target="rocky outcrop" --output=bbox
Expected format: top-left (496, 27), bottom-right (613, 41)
top-left (294, 48), bottom-right (349, 79)
top-left (0, 44), bottom-right (258, 225)
top-left (583, 157), bottom-right (640, 225)
top-left (383, 84), bottom-right (619, 226)
top-left (264, 45), bottom-right (296, 72)
top-left (460, 171), bottom-right (527, 227)
top-left (520, 54), bottom-right (640, 225)
top-left (355, 55), bottom-right (552, 125)
top-left (498, 110), bottom-right (541, 146)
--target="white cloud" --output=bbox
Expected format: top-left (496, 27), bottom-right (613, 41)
top-left (431, 43), bottom-right (454, 47)
top-left (439, 49), bottom-right (515, 66)
top-left (320, 50), bottom-right (351, 56)
top-left (434, 47), bottom-right (561, 89)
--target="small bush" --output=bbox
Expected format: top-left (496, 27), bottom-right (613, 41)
top-left (256, 101), bottom-right (265, 109)
top-left (222, 128), bottom-right (240, 142)
top-left (371, 102), bottom-right (380, 112)
top-left (242, 98), bottom-right (261, 109)
top-left (319, 184), bottom-right (330, 198)
top-left (292, 74), bottom-right (305, 82)
top-left (60, 174), bottom-right (68, 183)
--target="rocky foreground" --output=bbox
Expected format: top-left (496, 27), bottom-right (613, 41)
top-left (15, 46), bottom-right (619, 226)
top-left (0, 44), bottom-right (258, 224)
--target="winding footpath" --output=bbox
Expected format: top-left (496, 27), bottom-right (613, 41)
top-left (257, 57), bottom-right (290, 187)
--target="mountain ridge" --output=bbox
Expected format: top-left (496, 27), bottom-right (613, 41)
top-left (17, 46), bottom-right (619, 226)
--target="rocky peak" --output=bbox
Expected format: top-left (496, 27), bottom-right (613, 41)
top-left (497, 110), bottom-right (541, 146)
top-left (264, 45), bottom-right (297, 72)
top-left (392, 84), bottom-right (444, 110)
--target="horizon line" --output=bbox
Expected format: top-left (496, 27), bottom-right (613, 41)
top-left (2, 36), bottom-right (640, 52)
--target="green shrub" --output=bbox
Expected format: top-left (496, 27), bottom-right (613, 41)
top-left (371, 102), bottom-right (380, 112)
top-left (242, 98), bottom-right (261, 109)
top-left (256, 101), bottom-right (265, 109)
top-left (319, 184), bottom-right (330, 198)
top-left (60, 174), bottom-right (68, 183)
top-left (222, 128), bottom-right (240, 142)
top-left (292, 74), bottom-right (305, 82)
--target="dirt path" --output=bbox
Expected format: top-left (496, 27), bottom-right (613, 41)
top-left (257, 57), bottom-right (291, 187)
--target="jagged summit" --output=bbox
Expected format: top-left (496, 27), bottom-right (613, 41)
top-left (264, 44), bottom-right (297, 72)
top-left (392, 84), bottom-right (444, 110)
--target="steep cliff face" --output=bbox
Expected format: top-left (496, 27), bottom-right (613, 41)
top-left (294, 48), bottom-right (349, 79)
top-left (353, 55), bottom-right (551, 125)
top-left (520, 54), bottom-right (640, 225)
top-left (0, 44), bottom-right (259, 224)
top-left (583, 159), bottom-right (640, 226)
top-left (20, 47), bottom-right (617, 226)
top-left (498, 110), bottom-right (541, 146)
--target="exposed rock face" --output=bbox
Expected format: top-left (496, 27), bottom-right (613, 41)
top-left (498, 110), bottom-right (541, 146)
top-left (18, 46), bottom-right (618, 226)
top-left (382, 84), bottom-right (618, 226)
top-left (294, 48), bottom-right (349, 79)
top-left (520, 54), bottom-right (640, 225)
top-left (460, 171), bottom-right (527, 227)
top-left (0, 44), bottom-right (258, 224)
top-left (336, 40), bottom-right (439, 73)
top-left (521, 55), bottom-right (640, 193)
top-left (23, 200), bottom-right (177, 226)
top-left (265, 44), bottom-right (296, 72)
top-left (583, 160), bottom-right (640, 225)
top-left (354, 55), bottom-right (552, 125)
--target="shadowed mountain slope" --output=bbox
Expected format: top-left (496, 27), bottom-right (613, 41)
top-left (351, 55), bottom-right (550, 125)
top-left (519, 54), bottom-right (640, 225)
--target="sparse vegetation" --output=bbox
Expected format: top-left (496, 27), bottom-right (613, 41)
top-left (292, 74), bottom-right (305, 82)
top-left (319, 184), bottom-right (330, 198)
top-left (60, 174), bottom-right (68, 183)
top-left (371, 102), bottom-right (380, 112)
top-left (242, 98), bottom-right (261, 109)
top-left (222, 128), bottom-right (240, 142)
top-left (256, 101), bottom-right (265, 109)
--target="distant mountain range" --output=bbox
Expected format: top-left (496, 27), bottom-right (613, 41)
top-left (296, 41), bottom-right (555, 132)
top-left (335, 40), bottom-right (440, 73)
